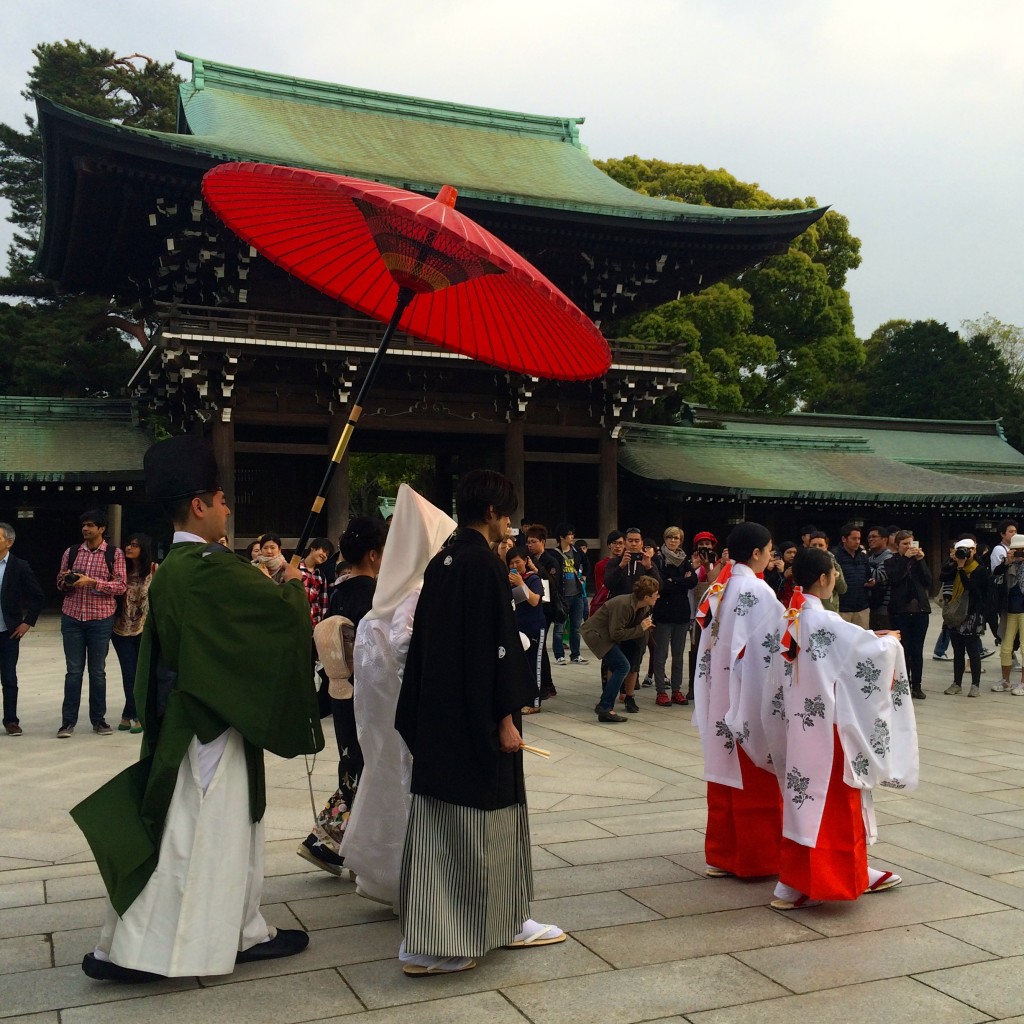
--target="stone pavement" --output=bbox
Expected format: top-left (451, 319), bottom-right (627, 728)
top-left (4, 614), bottom-right (1024, 1023)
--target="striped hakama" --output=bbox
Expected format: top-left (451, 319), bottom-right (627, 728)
top-left (399, 794), bottom-right (533, 958)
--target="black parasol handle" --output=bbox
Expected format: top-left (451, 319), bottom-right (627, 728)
top-left (291, 287), bottom-right (414, 566)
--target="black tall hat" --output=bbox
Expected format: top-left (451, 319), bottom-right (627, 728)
top-left (144, 435), bottom-right (221, 502)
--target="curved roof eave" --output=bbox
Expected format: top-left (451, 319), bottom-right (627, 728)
top-left (35, 97), bottom-right (827, 234)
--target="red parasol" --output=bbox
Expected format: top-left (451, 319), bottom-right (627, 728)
top-left (201, 162), bottom-right (611, 555)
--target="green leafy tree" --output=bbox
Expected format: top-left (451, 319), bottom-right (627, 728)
top-left (1, 40), bottom-right (180, 289)
top-left (597, 156), bottom-right (863, 414)
top-left (962, 314), bottom-right (1024, 390)
top-left (831, 319), bottom-right (1024, 450)
top-left (347, 453), bottom-right (435, 520)
top-left (0, 41), bottom-right (181, 398)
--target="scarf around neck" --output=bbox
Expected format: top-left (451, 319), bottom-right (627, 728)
top-left (660, 543), bottom-right (685, 567)
top-left (951, 558), bottom-right (978, 602)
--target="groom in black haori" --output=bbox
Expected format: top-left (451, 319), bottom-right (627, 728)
top-left (395, 469), bottom-right (565, 975)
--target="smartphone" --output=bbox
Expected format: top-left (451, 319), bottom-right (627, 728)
top-left (908, 540), bottom-right (920, 550)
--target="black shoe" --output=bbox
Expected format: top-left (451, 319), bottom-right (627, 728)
top-left (623, 695), bottom-right (639, 714)
top-left (236, 928), bottom-right (310, 964)
top-left (82, 952), bottom-right (165, 984)
top-left (596, 709), bottom-right (628, 723)
top-left (911, 688), bottom-right (927, 700)
top-left (297, 834), bottom-right (344, 877)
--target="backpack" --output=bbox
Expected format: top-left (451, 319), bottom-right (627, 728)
top-left (62, 542), bottom-right (117, 591)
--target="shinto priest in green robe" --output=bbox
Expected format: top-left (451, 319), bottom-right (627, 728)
top-left (72, 436), bottom-right (323, 978)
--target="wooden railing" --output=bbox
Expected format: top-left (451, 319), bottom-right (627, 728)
top-left (154, 302), bottom-right (683, 370)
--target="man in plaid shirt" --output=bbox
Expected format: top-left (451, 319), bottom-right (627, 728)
top-left (56, 510), bottom-right (127, 738)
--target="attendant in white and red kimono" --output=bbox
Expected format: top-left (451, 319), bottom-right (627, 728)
top-left (763, 546), bottom-right (919, 910)
top-left (694, 522), bottom-right (783, 879)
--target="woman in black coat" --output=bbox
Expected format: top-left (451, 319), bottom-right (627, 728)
top-left (651, 527), bottom-right (698, 706)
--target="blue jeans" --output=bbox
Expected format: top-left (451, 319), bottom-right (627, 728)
top-left (61, 614), bottom-right (114, 727)
top-left (598, 645), bottom-right (631, 711)
top-left (110, 632), bottom-right (141, 720)
top-left (0, 631), bottom-right (21, 725)
top-left (933, 626), bottom-right (950, 657)
top-left (552, 592), bottom-right (586, 660)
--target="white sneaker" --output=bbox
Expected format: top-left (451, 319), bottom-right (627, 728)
top-left (555, 657), bottom-right (567, 666)
top-left (992, 681), bottom-right (1011, 692)
top-left (1012, 685), bottom-right (1024, 696)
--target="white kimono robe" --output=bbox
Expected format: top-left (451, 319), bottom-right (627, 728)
top-left (762, 593), bottom-right (919, 847)
top-left (341, 588), bottom-right (418, 907)
top-left (338, 483), bottom-right (457, 909)
top-left (694, 563), bottom-right (781, 786)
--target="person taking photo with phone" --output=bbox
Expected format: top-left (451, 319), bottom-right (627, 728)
top-left (875, 531), bottom-right (931, 700)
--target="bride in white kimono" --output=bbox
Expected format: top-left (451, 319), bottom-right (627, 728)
top-left (339, 484), bottom-right (457, 908)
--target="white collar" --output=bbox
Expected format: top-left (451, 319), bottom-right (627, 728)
top-left (172, 530), bottom-right (206, 544)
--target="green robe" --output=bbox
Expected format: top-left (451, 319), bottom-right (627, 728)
top-left (71, 541), bottom-right (324, 915)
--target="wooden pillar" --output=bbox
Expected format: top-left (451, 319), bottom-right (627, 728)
top-left (326, 418), bottom-right (350, 545)
top-left (505, 416), bottom-right (525, 512)
top-left (211, 415), bottom-right (236, 547)
top-left (598, 431), bottom-right (618, 545)
top-left (106, 503), bottom-right (123, 548)
top-left (928, 508), bottom-right (943, 596)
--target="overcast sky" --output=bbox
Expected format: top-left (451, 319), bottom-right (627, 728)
top-left (3, 0), bottom-right (1022, 339)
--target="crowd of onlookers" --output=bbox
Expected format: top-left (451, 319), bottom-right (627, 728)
top-left (3, 507), bottom-right (1022, 742)
top-left (497, 517), bottom-right (1024, 719)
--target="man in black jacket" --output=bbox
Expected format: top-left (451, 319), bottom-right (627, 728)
top-left (0, 522), bottom-right (45, 735)
top-left (835, 523), bottom-right (871, 628)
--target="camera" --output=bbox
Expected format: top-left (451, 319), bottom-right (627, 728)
top-left (954, 546), bottom-right (973, 560)
top-left (62, 572), bottom-right (81, 590)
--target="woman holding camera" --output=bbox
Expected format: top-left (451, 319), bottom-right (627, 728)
top-left (941, 537), bottom-right (991, 698)
top-left (876, 531), bottom-right (931, 700)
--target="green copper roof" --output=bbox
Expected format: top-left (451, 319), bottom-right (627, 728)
top-left (124, 52), bottom-right (822, 226)
top-left (618, 422), bottom-right (1024, 503)
top-left (0, 398), bottom-right (148, 482)
top-left (701, 411), bottom-right (1024, 475)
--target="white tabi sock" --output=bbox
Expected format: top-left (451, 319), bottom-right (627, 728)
top-left (773, 881), bottom-right (806, 902)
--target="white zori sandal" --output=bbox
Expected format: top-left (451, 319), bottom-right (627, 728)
top-left (505, 919), bottom-right (567, 948)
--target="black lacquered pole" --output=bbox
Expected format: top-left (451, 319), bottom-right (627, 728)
top-left (290, 286), bottom-right (414, 565)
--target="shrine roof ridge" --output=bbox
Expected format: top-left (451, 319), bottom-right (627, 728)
top-left (176, 53), bottom-right (586, 144)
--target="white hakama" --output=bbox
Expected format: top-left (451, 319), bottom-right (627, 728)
top-left (96, 728), bottom-right (270, 977)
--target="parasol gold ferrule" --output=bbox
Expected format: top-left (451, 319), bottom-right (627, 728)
top-left (328, 406), bottom-right (363, 466)
top-left (312, 496), bottom-right (326, 514)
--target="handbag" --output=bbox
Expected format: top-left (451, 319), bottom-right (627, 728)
top-left (941, 591), bottom-right (969, 629)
